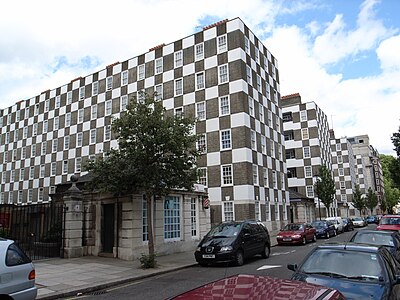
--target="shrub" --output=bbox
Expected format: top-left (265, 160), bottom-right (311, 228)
top-left (139, 253), bottom-right (157, 269)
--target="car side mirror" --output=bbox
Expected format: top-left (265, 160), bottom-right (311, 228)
top-left (244, 233), bottom-right (251, 238)
top-left (287, 264), bottom-right (298, 271)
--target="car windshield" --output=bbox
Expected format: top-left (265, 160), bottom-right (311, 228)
top-left (284, 224), bottom-right (303, 231)
top-left (353, 233), bottom-right (395, 247)
top-left (300, 249), bottom-right (383, 281)
top-left (353, 217), bottom-right (362, 221)
top-left (312, 221), bottom-right (326, 228)
top-left (207, 223), bottom-right (241, 237)
top-left (380, 217), bottom-right (400, 225)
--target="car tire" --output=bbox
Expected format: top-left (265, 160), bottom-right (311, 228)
top-left (199, 262), bottom-right (208, 267)
top-left (261, 244), bottom-right (270, 258)
top-left (302, 237), bottom-right (306, 245)
top-left (235, 250), bottom-right (244, 266)
top-left (326, 231), bottom-right (330, 239)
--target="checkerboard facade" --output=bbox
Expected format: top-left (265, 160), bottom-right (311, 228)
top-left (0, 18), bottom-right (289, 225)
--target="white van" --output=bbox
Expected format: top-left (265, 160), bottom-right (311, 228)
top-left (325, 217), bottom-right (344, 234)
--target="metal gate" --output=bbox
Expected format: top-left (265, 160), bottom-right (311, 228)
top-left (0, 203), bottom-right (64, 260)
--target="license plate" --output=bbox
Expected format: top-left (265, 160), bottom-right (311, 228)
top-left (202, 254), bottom-right (215, 258)
top-left (283, 238), bottom-right (292, 241)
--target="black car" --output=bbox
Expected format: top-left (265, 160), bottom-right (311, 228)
top-left (350, 230), bottom-right (400, 264)
top-left (311, 220), bottom-right (336, 239)
top-left (194, 220), bottom-right (271, 266)
top-left (288, 243), bottom-right (400, 299)
top-left (366, 215), bottom-right (379, 224)
top-left (342, 218), bottom-right (354, 232)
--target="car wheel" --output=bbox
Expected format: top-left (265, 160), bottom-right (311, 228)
top-left (235, 250), bottom-right (244, 266)
top-left (302, 237), bottom-right (306, 245)
top-left (312, 234), bottom-right (317, 242)
top-left (261, 244), bottom-right (270, 258)
top-left (326, 231), bottom-right (330, 239)
top-left (199, 262), bottom-right (208, 267)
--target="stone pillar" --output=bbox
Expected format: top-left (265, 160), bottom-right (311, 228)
top-left (62, 175), bottom-right (84, 258)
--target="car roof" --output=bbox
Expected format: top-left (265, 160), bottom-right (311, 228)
top-left (171, 274), bottom-right (342, 300)
top-left (316, 242), bottom-right (383, 253)
top-left (381, 215), bottom-right (400, 218)
top-left (354, 230), bottom-right (397, 236)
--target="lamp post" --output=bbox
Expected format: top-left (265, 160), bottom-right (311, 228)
top-left (314, 175), bottom-right (322, 220)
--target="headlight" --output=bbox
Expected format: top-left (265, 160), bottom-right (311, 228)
top-left (277, 235), bottom-right (283, 239)
top-left (219, 246), bottom-right (233, 252)
top-left (292, 235), bottom-right (301, 238)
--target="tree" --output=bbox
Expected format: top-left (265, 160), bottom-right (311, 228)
top-left (314, 166), bottom-right (336, 217)
top-left (352, 185), bottom-right (365, 216)
top-left (86, 93), bottom-right (200, 260)
top-left (391, 125), bottom-right (400, 158)
top-left (365, 187), bottom-right (378, 215)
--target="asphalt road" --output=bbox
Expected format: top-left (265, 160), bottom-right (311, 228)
top-left (69, 225), bottom-right (374, 300)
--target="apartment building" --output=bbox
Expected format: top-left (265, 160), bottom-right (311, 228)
top-left (329, 132), bottom-right (357, 217)
top-left (281, 93), bottom-right (333, 219)
top-left (0, 17), bottom-right (289, 230)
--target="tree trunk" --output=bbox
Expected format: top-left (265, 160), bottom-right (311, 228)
top-left (146, 192), bottom-right (155, 256)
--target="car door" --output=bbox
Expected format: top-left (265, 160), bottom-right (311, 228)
top-left (241, 223), bottom-right (257, 257)
top-left (380, 249), bottom-right (400, 299)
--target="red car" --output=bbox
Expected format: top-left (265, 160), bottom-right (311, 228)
top-left (277, 223), bottom-right (317, 245)
top-left (171, 274), bottom-right (345, 300)
top-left (377, 215), bottom-right (400, 231)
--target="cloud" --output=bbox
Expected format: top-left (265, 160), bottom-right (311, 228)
top-left (377, 35), bottom-right (400, 71)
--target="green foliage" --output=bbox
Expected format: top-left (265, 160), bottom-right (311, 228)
top-left (352, 185), bottom-right (365, 215)
top-left (365, 188), bottom-right (378, 215)
top-left (41, 222), bottom-right (62, 243)
top-left (391, 126), bottom-right (400, 158)
top-left (139, 253), bottom-right (157, 269)
top-left (0, 227), bottom-right (10, 238)
top-left (314, 166), bottom-right (336, 217)
top-left (383, 177), bottom-right (400, 214)
top-left (380, 154), bottom-right (400, 189)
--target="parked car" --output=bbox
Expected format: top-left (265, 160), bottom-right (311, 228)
top-left (366, 215), bottom-right (379, 224)
top-left (377, 215), bottom-right (400, 231)
top-left (351, 216), bottom-right (367, 228)
top-left (325, 217), bottom-right (344, 234)
top-left (170, 274), bottom-right (345, 300)
top-left (288, 243), bottom-right (400, 299)
top-left (276, 223), bottom-right (316, 245)
top-left (0, 238), bottom-right (37, 300)
top-left (342, 218), bottom-right (354, 232)
top-left (311, 220), bottom-right (336, 239)
top-left (349, 230), bottom-right (400, 263)
top-left (194, 220), bottom-right (271, 266)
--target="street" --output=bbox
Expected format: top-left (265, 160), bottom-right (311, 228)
top-left (68, 225), bottom-right (373, 300)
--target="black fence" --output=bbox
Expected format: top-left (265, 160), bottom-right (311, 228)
top-left (0, 203), bottom-right (64, 260)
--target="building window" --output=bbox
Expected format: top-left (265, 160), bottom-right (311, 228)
top-left (268, 111), bottom-right (272, 126)
top-left (287, 168), bottom-right (297, 178)
top-left (191, 198), bottom-right (197, 237)
top-left (67, 91), bottom-right (72, 104)
top-left (104, 125), bottom-right (111, 141)
top-left (221, 165), bottom-right (233, 186)
top-left (175, 107), bottom-right (183, 118)
top-left (282, 112), bottom-right (292, 122)
top-left (33, 124), bottom-right (38, 136)
top-left (301, 128), bottom-right (309, 140)
top-left (62, 160), bottom-right (68, 174)
top-left (195, 43), bottom-right (204, 60)
top-left (270, 142), bottom-right (275, 157)
top-left (77, 132), bottom-right (83, 147)
top-left (43, 120), bottom-right (48, 133)
top-left (138, 64), bottom-right (145, 80)
top-left (218, 64), bottom-right (228, 84)
top-left (259, 103), bottom-right (264, 122)
top-left (220, 130), bottom-right (231, 150)
top-left (261, 136), bottom-right (267, 154)
top-left (196, 102), bottom-right (206, 121)
top-left (248, 96), bottom-right (254, 117)
top-left (305, 166), bottom-right (312, 178)
top-left (175, 78), bottom-right (183, 96)
top-left (29, 166), bottom-right (35, 179)
top-left (121, 95), bottom-right (128, 110)
top-left (341, 194), bottom-right (347, 201)
top-left (122, 70), bottom-right (128, 85)
top-left (154, 84), bottom-right (163, 101)
top-left (253, 164), bottom-right (259, 185)
top-left (219, 96), bottom-right (230, 116)
top-left (198, 167), bottom-right (207, 186)
top-left (263, 168), bottom-right (269, 187)
top-left (106, 76), bottom-right (113, 90)
top-left (306, 186), bottom-right (314, 198)
top-left (28, 190), bottom-right (33, 203)
top-left (244, 36), bottom-right (250, 54)
top-left (92, 81), bottom-right (98, 96)
top-left (78, 109), bottom-right (84, 123)
top-left (284, 130), bottom-right (294, 141)
top-left (257, 75), bottom-right (262, 91)
top-left (197, 134), bottom-right (206, 153)
top-left (265, 201), bottom-right (270, 221)
top-left (217, 34), bottom-right (227, 53)
top-left (91, 104), bottom-right (97, 119)
top-left (339, 168), bottom-right (344, 176)
top-left (18, 191), bottom-right (23, 204)
top-left (65, 112), bottom-right (71, 127)
top-left (223, 201), bottom-right (234, 221)
top-left (64, 136), bottom-right (70, 150)
top-left (164, 196), bottom-right (181, 240)
top-left (272, 171), bottom-right (277, 188)
top-left (303, 146), bottom-right (311, 158)
top-left (246, 66), bottom-right (252, 84)
top-left (51, 162), bottom-right (56, 176)
top-left (41, 142), bottom-right (46, 155)
top-left (75, 157), bottom-right (82, 172)
top-left (79, 86), bottom-right (85, 100)
top-left (340, 181), bottom-right (346, 189)
top-left (55, 95), bottom-right (61, 108)
top-left (336, 144), bottom-right (342, 151)
top-left (142, 196), bottom-right (148, 242)
top-left (105, 100), bottom-right (112, 116)
top-left (155, 58), bottom-right (163, 74)
top-left (276, 116), bottom-right (280, 132)
top-left (90, 129), bottom-right (96, 144)
top-left (251, 130), bottom-right (256, 150)
top-left (300, 110), bottom-right (307, 121)
top-left (52, 140), bottom-right (58, 152)
top-left (23, 127), bottom-right (28, 139)
top-left (54, 116), bottom-right (59, 130)
top-left (31, 144), bottom-right (36, 157)
top-left (21, 147), bottom-right (26, 159)
top-left (174, 51), bottom-right (183, 68)
top-left (40, 165), bottom-right (45, 178)
top-left (195, 72), bottom-right (205, 90)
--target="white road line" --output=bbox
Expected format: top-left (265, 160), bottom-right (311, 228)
top-left (257, 265), bottom-right (282, 270)
top-left (271, 249), bottom-right (296, 256)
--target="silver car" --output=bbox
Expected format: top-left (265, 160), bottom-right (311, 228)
top-left (0, 238), bottom-right (37, 299)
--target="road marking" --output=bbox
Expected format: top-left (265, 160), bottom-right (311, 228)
top-left (271, 250), bottom-right (296, 256)
top-left (257, 265), bottom-right (282, 270)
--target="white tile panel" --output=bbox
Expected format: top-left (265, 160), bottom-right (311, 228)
top-left (206, 152), bottom-right (221, 166)
top-left (232, 148), bottom-right (252, 163)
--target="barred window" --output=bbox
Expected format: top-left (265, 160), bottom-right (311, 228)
top-left (164, 196), bottom-right (181, 240)
top-left (221, 165), bottom-right (233, 186)
top-left (223, 201), bottom-right (234, 221)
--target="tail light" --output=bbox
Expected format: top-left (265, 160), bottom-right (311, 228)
top-left (29, 269), bottom-right (36, 280)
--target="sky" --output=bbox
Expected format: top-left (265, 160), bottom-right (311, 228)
top-left (0, 0), bottom-right (399, 156)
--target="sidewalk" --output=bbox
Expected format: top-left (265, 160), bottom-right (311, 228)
top-left (35, 250), bottom-right (197, 299)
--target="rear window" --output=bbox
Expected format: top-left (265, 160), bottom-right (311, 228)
top-left (6, 243), bottom-right (32, 266)
top-left (380, 217), bottom-right (400, 225)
